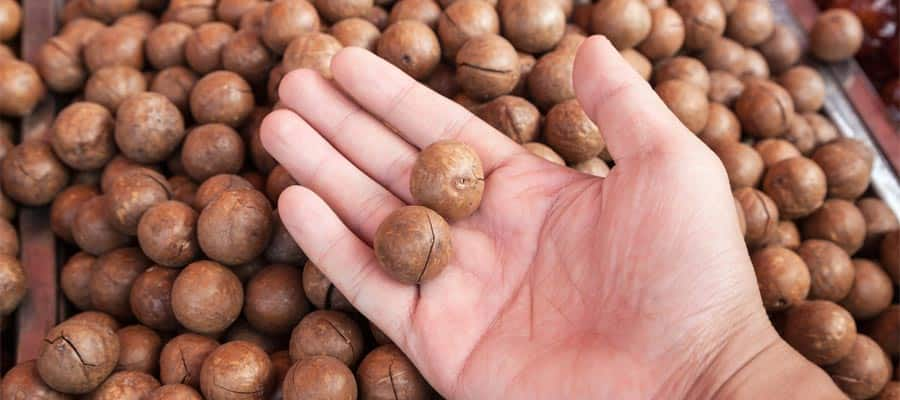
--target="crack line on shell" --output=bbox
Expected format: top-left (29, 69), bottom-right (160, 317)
top-left (388, 361), bottom-right (400, 400)
top-left (458, 62), bottom-right (514, 75)
top-left (417, 212), bottom-right (436, 284)
top-left (324, 318), bottom-right (354, 358)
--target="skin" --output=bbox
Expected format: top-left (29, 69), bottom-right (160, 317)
top-left (261, 37), bottom-right (844, 399)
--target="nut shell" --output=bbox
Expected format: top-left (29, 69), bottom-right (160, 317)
top-left (197, 188), bottom-right (273, 265)
top-left (0, 254), bottom-right (25, 316)
top-left (115, 325), bottom-right (163, 374)
top-left (1, 141), bottom-right (70, 206)
top-left (826, 335), bottom-right (892, 399)
top-left (410, 140), bottom-right (484, 220)
top-left (357, 344), bottom-right (430, 400)
top-left (762, 157), bottom-right (827, 219)
top-left (89, 247), bottom-right (151, 320)
top-left (655, 79), bottom-right (709, 133)
top-left (106, 168), bottom-right (173, 235)
top-left (302, 260), bottom-right (354, 312)
top-left (51, 102), bottom-right (116, 171)
top-left (172, 260), bottom-right (244, 334)
top-left (181, 123), bottom-right (246, 182)
top-left (802, 199), bottom-right (866, 255)
top-left (159, 333), bottom-right (220, 388)
top-left (437, 0), bottom-right (499, 60)
top-left (130, 265), bottom-right (180, 331)
top-left (137, 200), bottom-right (199, 267)
top-left (840, 259), bottom-right (893, 320)
top-left (51, 184), bottom-right (99, 244)
top-left (283, 32), bottom-right (343, 79)
top-left (812, 138), bottom-right (873, 200)
top-left (261, 0), bottom-right (321, 54)
top-left (810, 9), bottom-right (863, 62)
top-left (473, 95), bottom-right (540, 144)
top-left (37, 320), bottom-right (120, 394)
top-left (456, 34), bottom-right (520, 101)
top-left (735, 79), bottom-right (794, 138)
top-left (377, 20), bottom-right (440, 80)
top-left (244, 264), bottom-right (310, 335)
top-left (782, 300), bottom-right (856, 366)
top-left (282, 355), bottom-right (358, 400)
top-left (672, 0), bottom-right (725, 50)
top-left (501, 0), bottom-right (566, 53)
top-left (60, 252), bottom-right (97, 311)
top-left (733, 187), bottom-right (779, 247)
top-left (543, 99), bottom-right (605, 163)
top-left (751, 246), bottom-right (810, 311)
top-left (189, 70), bottom-right (254, 127)
top-left (115, 92), bottom-right (186, 164)
top-left (638, 7), bottom-right (684, 60)
top-left (199, 341), bottom-right (274, 400)
top-left (592, 0), bottom-right (652, 49)
top-left (797, 239), bottom-right (855, 302)
top-left (374, 205), bottom-right (452, 284)
top-left (0, 360), bottom-right (72, 400)
top-left (289, 310), bottom-right (364, 366)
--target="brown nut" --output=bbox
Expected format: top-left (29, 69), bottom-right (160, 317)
top-left (89, 247), bottom-right (150, 320)
top-left (768, 220), bottom-right (801, 250)
top-left (700, 37), bottom-right (746, 76)
top-left (0, 0), bottom-right (21, 41)
top-left (36, 36), bottom-right (87, 93)
top-left (199, 341), bottom-right (275, 400)
top-left (377, 20), bottom-right (440, 80)
top-left (865, 305), bottom-right (899, 357)
top-left (802, 199), bottom-right (866, 255)
top-left (543, 99), bottom-right (605, 163)
top-left (1, 141), bottom-right (70, 206)
top-left (812, 138), bottom-right (873, 200)
top-left (60, 252), bottom-right (97, 311)
top-left (592, 0), bottom-right (652, 49)
top-left (810, 9), bottom-right (863, 62)
top-left (1, 360), bottom-right (72, 400)
top-left (264, 165), bottom-right (296, 204)
top-left (754, 138), bottom-right (800, 168)
top-left (221, 29), bottom-right (274, 84)
top-left (357, 344), bottom-right (431, 400)
top-left (282, 32), bottom-right (344, 79)
top-left (501, 0), bottom-right (565, 53)
top-left (137, 200), bottom-right (199, 267)
top-left (129, 265), bottom-right (180, 331)
top-left (777, 66), bottom-right (825, 113)
top-left (67, 310), bottom-right (121, 332)
top-left (314, 0), bottom-right (373, 22)
top-left (782, 114), bottom-right (816, 155)
top-left (698, 102), bottom-right (740, 145)
top-left (100, 155), bottom-right (161, 193)
top-left (751, 246), bottom-right (810, 311)
top-left (374, 205), bottom-right (452, 284)
top-left (217, 0), bottom-right (262, 26)
top-left (150, 66), bottom-right (198, 114)
top-left (797, 239), bottom-right (855, 302)
top-left (713, 141), bottom-right (763, 189)
top-left (707, 70), bottom-right (744, 105)
top-left (456, 34), bottom-right (520, 101)
top-left (72, 195), bottom-right (133, 255)
top-left (0, 218), bottom-right (15, 258)
top-left (84, 25), bottom-right (145, 72)
top-left (84, 66), bottom-right (148, 113)
top-left (37, 320), bottom-right (120, 394)
top-left (734, 187), bottom-right (779, 247)
top-left (782, 300), bottom-right (856, 366)
top-left (672, 0), bottom-right (726, 51)
top-left (240, 3), bottom-right (272, 33)
top-left (473, 95), bottom-right (540, 143)
top-left (365, 5), bottom-right (390, 30)
top-left (162, 0), bottom-right (216, 27)
top-left (0, 254), bottom-right (25, 316)
top-left (106, 168), bottom-right (172, 235)
top-left (762, 157), bottom-right (826, 219)
top-left (197, 188), bottom-right (273, 265)
top-left (638, 7), bottom-right (685, 60)
top-left (51, 184), bottom-right (100, 244)
top-left (283, 355), bottom-right (358, 399)
top-left (265, 211), bottom-right (306, 265)
top-left (159, 333), bottom-right (219, 388)
top-left (735, 79), bottom-right (794, 138)
top-left (289, 310), bottom-right (364, 366)
top-left (857, 197), bottom-right (900, 249)
top-left (58, 18), bottom-right (106, 46)
top-left (389, 0), bottom-right (441, 28)
top-left (245, 264), bottom-right (310, 335)
top-left (655, 79), bottom-right (710, 133)
top-left (302, 260), bottom-right (354, 312)
top-left (741, 49), bottom-right (769, 80)
top-left (409, 140), bottom-right (485, 220)
top-left (0, 59), bottom-right (46, 117)
top-left (331, 17), bottom-right (381, 50)
top-left (438, 0), bottom-right (499, 60)
top-left (115, 325), bottom-right (162, 374)
top-left (146, 384), bottom-right (203, 400)
top-left (223, 318), bottom-right (286, 354)
top-left (527, 50), bottom-right (575, 110)
top-left (181, 123), bottom-right (245, 182)
top-left (261, 0), bottom-right (322, 54)
top-left (189, 70), bottom-right (254, 127)
top-left (185, 22), bottom-right (235, 74)
top-left (840, 259), bottom-right (893, 320)
top-left (81, 0), bottom-right (139, 22)
top-left (726, 0), bottom-right (773, 46)
top-left (115, 11), bottom-right (159, 38)
top-left (146, 22), bottom-right (193, 69)
top-left (758, 24), bottom-right (802, 73)
top-left (50, 102), bottom-right (116, 171)
top-left (826, 335), bottom-right (892, 399)
top-left (193, 173), bottom-right (254, 210)
top-left (115, 92), bottom-right (186, 164)
top-left (90, 371), bottom-right (160, 400)
top-left (654, 56), bottom-right (710, 93)
top-left (803, 112), bottom-right (839, 147)
top-left (172, 260), bottom-right (244, 334)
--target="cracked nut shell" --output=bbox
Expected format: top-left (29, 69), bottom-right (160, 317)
top-left (72, 195), bottom-right (133, 255)
top-left (825, 334), bottom-right (892, 399)
top-left (199, 341), bottom-right (274, 400)
top-left (456, 34), bottom-right (520, 101)
top-left (51, 102), bottom-right (116, 171)
top-left (671, 0), bottom-right (726, 51)
top-left (782, 299), bottom-right (856, 366)
top-left (159, 333), bottom-right (220, 388)
top-left (197, 188), bottom-right (273, 265)
top-left (283, 355), bottom-right (357, 400)
top-left (473, 95), bottom-right (540, 144)
top-left (130, 265), bottom-right (180, 331)
top-left (733, 187), bottom-right (779, 247)
top-left (357, 344), bottom-right (430, 400)
top-left (374, 205), bottom-right (452, 284)
top-left (289, 310), bottom-right (364, 366)
top-left (89, 247), bottom-right (151, 320)
top-left (0, 360), bottom-right (72, 400)
top-left (437, 0), bottom-right (499, 60)
top-left (37, 320), bottom-right (120, 394)
top-left (410, 140), bottom-right (484, 220)
top-left (115, 91), bottom-right (186, 164)
top-left (138, 200), bottom-right (200, 267)
top-left (735, 79), bottom-right (794, 138)
top-left (1, 141), bottom-right (70, 207)
top-left (106, 168), bottom-right (173, 235)
top-left (91, 371), bottom-right (160, 400)
top-left (0, 254), bottom-right (25, 316)
top-left (189, 70), bottom-right (254, 127)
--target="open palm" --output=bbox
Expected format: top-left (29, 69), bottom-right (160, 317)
top-left (261, 37), bottom-right (780, 399)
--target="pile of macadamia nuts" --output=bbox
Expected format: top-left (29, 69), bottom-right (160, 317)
top-left (0, 0), bottom-right (30, 328)
top-left (0, 0), bottom-right (896, 399)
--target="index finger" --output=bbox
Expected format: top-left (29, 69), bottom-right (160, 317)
top-left (330, 47), bottom-right (526, 172)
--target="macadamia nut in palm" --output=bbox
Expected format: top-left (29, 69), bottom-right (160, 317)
top-left (410, 140), bottom-right (484, 220)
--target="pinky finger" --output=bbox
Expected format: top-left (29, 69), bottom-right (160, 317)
top-left (278, 185), bottom-right (416, 345)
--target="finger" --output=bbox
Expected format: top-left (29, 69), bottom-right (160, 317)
top-left (260, 109), bottom-right (404, 242)
top-left (573, 36), bottom-right (701, 162)
top-left (330, 47), bottom-right (526, 172)
top-left (278, 185), bottom-right (415, 345)
top-left (278, 69), bottom-right (418, 203)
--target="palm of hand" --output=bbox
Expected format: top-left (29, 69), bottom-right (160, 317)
top-left (262, 37), bottom-right (772, 400)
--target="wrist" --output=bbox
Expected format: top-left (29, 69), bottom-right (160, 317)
top-left (693, 322), bottom-right (846, 400)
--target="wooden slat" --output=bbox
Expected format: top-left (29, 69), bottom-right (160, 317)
top-left (15, 0), bottom-right (60, 363)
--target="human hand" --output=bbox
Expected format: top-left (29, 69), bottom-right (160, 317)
top-left (261, 37), bottom-right (841, 399)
